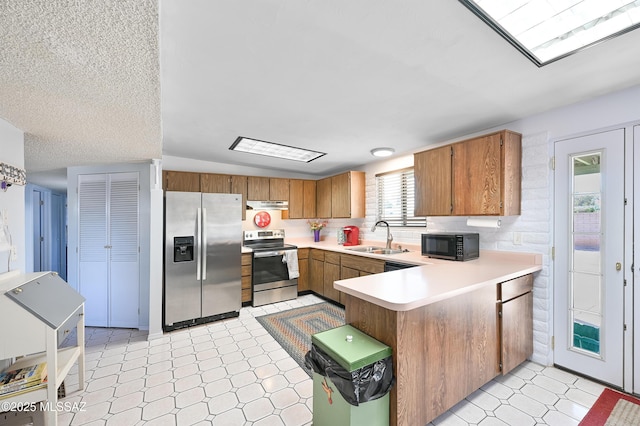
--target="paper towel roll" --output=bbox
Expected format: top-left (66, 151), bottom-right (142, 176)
top-left (466, 217), bottom-right (502, 228)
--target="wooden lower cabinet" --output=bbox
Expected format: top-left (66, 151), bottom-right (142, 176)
top-left (297, 248), bottom-right (310, 292)
top-left (241, 253), bottom-right (252, 304)
top-left (309, 250), bottom-right (325, 295)
top-left (323, 252), bottom-right (341, 302)
top-left (498, 274), bottom-right (534, 374)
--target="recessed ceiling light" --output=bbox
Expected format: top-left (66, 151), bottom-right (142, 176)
top-left (370, 148), bottom-right (395, 157)
top-left (229, 137), bottom-right (326, 163)
top-left (459, 0), bottom-right (640, 66)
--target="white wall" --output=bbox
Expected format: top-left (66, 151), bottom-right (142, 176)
top-left (0, 118), bottom-right (25, 275)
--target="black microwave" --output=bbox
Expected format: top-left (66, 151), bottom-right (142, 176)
top-left (421, 233), bottom-right (480, 261)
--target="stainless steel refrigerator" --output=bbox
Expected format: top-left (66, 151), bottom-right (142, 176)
top-left (164, 192), bottom-right (242, 331)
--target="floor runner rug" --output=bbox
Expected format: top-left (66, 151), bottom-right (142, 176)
top-left (256, 302), bottom-right (345, 377)
top-left (579, 388), bottom-right (640, 425)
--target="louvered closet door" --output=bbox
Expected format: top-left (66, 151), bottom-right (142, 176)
top-left (108, 172), bottom-right (139, 328)
top-left (79, 174), bottom-right (109, 326)
top-left (78, 172), bottom-right (139, 328)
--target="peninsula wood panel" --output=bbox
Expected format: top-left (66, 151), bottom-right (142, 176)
top-left (163, 171), bottom-right (201, 192)
top-left (344, 283), bottom-right (498, 426)
top-left (414, 145), bottom-right (452, 216)
top-left (452, 133), bottom-right (502, 215)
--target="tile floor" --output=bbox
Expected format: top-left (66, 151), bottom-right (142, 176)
top-left (55, 294), bottom-right (605, 425)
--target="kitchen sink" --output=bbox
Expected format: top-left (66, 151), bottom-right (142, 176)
top-left (346, 246), bottom-right (409, 255)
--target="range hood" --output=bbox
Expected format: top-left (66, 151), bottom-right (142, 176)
top-left (246, 200), bottom-right (289, 210)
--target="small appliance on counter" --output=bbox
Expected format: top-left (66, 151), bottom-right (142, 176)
top-left (342, 226), bottom-right (359, 246)
top-left (421, 232), bottom-right (480, 261)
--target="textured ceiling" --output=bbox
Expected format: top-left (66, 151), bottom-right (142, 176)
top-left (0, 0), bottom-right (161, 177)
top-left (2, 1), bottom-right (640, 192)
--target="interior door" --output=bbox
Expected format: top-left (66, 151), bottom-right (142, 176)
top-left (78, 174), bottom-right (109, 326)
top-left (108, 172), bottom-right (140, 328)
top-left (32, 190), bottom-right (44, 272)
top-left (553, 129), bottom-right (625, 387)
top-left (78, 172), bottom-right (140, 328)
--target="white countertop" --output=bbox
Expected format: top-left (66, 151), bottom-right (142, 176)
top-left (286, 238), bottom-right (543, 312)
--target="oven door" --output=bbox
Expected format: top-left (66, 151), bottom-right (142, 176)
top-left (252, 250), bottom-right (292, 287)
top-left (252, 249), bottom-right (298, 306)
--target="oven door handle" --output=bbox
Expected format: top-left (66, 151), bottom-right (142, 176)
top-left (253, 250), bottom-right (286, 258)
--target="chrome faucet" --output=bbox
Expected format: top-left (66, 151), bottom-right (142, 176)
top-left (371, 220), bottom-right (393, 249)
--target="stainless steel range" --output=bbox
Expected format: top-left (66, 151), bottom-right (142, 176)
top-left (243, 229), bottom-right (298, 307)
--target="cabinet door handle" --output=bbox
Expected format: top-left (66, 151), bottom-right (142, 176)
top-left (616, 262), bottom-right (622, 271)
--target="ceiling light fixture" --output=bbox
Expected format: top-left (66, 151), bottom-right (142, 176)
top-left (370, 148), bottom-right (395, 158)
top-left (459, 0), bottom-right (640, 67)
top-left (229, 137), bottom-right (326, 163)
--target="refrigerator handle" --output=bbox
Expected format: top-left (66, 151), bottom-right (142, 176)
top-left (202, 208), bottom-right (207, 280)
top-left (196, 207), bottom-right (202, 280)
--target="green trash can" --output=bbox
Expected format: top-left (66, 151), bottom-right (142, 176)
top-left (308, 324), bottom-right (393, 426)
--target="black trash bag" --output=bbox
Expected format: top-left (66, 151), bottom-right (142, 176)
top-left (305, 343), bottom-right (394, 406)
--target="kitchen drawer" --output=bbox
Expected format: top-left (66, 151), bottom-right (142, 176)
top-left (499, 274), bottom-right (533, 302)
top-left (241, 253), bottom-right (252, 266)
top-left (311, 249), bottom-right (325, 261)
top-left (325, 251), bottom-right (340, 265)
top-left (241, 265), bottom-right (252, 277)
top-left (297, 248), bottom-right (310, 260)
top-left (340, 254), bottom-right (384, 275)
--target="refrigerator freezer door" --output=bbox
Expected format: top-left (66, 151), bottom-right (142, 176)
top-left (201, 193), bottom-right (242, 317)
top-left (164, 192), bottom-right (202, 326)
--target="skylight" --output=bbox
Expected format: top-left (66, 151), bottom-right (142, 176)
top-left (229, 137), bottom-right (326, 163)
top-left (459, 0), bottom-right (640, 66)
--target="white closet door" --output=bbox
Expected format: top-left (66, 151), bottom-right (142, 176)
top-left (108, 172), bottom-right (140, 328)
top-left (78, 172), bottom-right (140, 328)
top-left (78, 174), bottom-right (109, 327)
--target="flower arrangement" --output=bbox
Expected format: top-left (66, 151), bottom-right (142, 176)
top-left (307, 219), bottom-right (329, 231)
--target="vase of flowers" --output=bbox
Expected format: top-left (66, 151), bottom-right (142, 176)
top-left (307, 220), bottom-right (328, 242)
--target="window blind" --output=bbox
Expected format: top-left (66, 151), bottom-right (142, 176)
top-left (376, 168), bottom-right (425, 227)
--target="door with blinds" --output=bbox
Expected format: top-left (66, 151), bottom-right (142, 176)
top-left (78, 172), bottom-right (140, 328)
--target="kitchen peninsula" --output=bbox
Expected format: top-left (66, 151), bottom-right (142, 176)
top-left (328, 248), bottom-right (542, 426)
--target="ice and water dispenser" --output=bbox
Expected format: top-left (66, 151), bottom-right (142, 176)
top-left (174, 236), bottom-right (194, 262)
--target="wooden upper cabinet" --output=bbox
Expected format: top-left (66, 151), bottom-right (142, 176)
top-left (247, 176), bottom-right (270, 200)
top-left (230, 175), bottom-right (248, 220)
top-left (316, 177), bottom-right (332, 218)
top-left (331, 171), bottom-right (365, 218)
top-left (200, 173), bottom-right (231, 193)
top-left (414, 129), bottom-right (521, 217)
top-left (163, 171), bottom-right (201, 192)
top-left (289, 179), bottom-right (316, 219)
top-left (269, 178), bottom-right (289, 201)
top-left (303, 180), bottom-right (317, 218)
top-left (452, 133), bottom-right (502, 215)
top-left (414, 145), bottom-right (452, 216)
